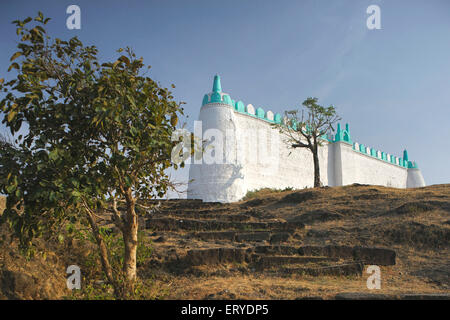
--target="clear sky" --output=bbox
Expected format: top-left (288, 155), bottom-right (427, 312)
top-left (1, 0), bottom-right (449, 196)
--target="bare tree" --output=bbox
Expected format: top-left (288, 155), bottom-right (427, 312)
top-left (273, 97), bottom-right (340, 187)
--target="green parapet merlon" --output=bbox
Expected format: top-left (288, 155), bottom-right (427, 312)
top-left (344, 123), bottom-right (352, 144)
top-left (352, 143), bottom-right (356, 150)
top-left (398, 158), bottom-right (404, 167)
top-left (202, 94), bottom-right (209, 106)
top-left (403, 149), bottom-right (409, 161)
top-left (222, 94), bottom-right (232, 106)
top-left (335, 123), bottom-right (343, 142)
top-left (359, 144), bottom-right (366, 153)
top-left (381, 152), bottom-right (386, 160)
top-left (256, 107), bottom-right (265, 118)
top-left (212, 74), bottom-right (222, 93)
top-left (236, 101), bottom-right (245, 112)
top-left (371, 148), bottom-right (376, 157)
top-left (274, 113), bottom-right (282, 124)
top-left (334, 123), bottom-right (352, 144)
top-left (408, 161), bottom-right (418, 169)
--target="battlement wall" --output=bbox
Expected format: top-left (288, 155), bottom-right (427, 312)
top-left (334, 142), bottom-right (408, 188)
top-left (187, 75), bottom-right (425, 202)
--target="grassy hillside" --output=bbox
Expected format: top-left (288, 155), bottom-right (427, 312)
top-left (0, 184), bottom-right (449, 299)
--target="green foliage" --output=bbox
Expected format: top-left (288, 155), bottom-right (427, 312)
top-left (273, 97), bottom-right (340, 149)
top-left (66, 277), bottom-right (170, 300)
top-left (100, 230), bottom-right (153, 270)
top-left (66, 229), bottom-right (159, 300)
top-left (0, 12), bottom-right (184, 296)
top-left (0, 12), bottom-right (183, 247)
top-left (272, 97), bottom-right (340, 187)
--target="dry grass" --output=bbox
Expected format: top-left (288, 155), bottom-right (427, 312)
top-left (147, 184), bottom-right (449, 299)
top-left (162, 269), bottom-right (446, 300)
top-left (0, 184), bottom-right (449, 299)
top-left (0, 196), bottom-right (5, 215)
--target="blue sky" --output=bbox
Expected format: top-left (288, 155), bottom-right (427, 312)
top-left (1, 0), bottom-right (449, 193)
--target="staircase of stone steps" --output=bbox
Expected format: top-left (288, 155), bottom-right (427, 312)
top-left (141, 200), bottom-right (396, 278)
top-left (176, 244), bottom-right (395, 277)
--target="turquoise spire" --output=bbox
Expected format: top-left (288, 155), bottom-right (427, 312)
top-left (403, 149), bottom-right (409, 161)
top-left (212, 74), bottom-right (222, 93)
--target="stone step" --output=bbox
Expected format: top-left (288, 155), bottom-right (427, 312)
top-left (250, 245), bottom-right (396, 267)
top-left (186, 247), bottom-right (252, 266)
top-left (152, 212), bottom-right (252, 222)
top-left (252, 255), bottom-right (339, 269)
top-left (142, 199), bottom-right (225, 211)
top-left (191, 231), bottom-right (237, 241)
top-left (253, 245), bottom-right (299, 255)
top-left (189, 231), bottom-right (292, 243)
top-left (155, 207), bottom-right (235, 215)
top-left (299, 245), bottom-right (396, 266)
top-left (146, 217), bottom-right (303, 232)
top-left (279, 262), bottom-right (364, 277)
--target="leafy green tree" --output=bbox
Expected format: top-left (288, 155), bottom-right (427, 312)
top-left (273, 97), bottom-right (340, 188)
top-left (0, 12), bottom-right (184, 297)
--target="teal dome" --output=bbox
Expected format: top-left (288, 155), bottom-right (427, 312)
top-left (235, 101), bottom-right (245, 112)
top-left (202, 94), bottom-right (209, 106)
top-left (210, 92), bottom-right (222, 103)
top-left (222, 94), bottom-right (232, 106)
top-left (256, 107), bottom-right (265, 119)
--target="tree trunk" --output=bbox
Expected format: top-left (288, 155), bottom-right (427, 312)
top-left (312, 147), bottom-right (321, 188)
top-left (86, 210), bottom-right (118, 294)
top-left (122, 189), bottom-right (138, 297)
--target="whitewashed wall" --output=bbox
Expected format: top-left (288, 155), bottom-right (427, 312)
top-left (233, 110), bottom-right (331, 193)
top-left (187, 103), bottom-right (424, 202)
top-left (335, 142), bottom-right (408, 188)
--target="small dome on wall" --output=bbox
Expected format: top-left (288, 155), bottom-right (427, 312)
top-left (222, 94), bottom-right (232, 106)
top-left (202, 94), bottom-right (209, 106)
top-left (274, 113), bottom-right (282, 123)
top-left (235, 101), bottom-right (245, 112)
top-left (211, 92), bottom-right (222, 103)
top-left (246, 104), bottom-right (255, 115)
top-left (256, 107), bottom-right (265, 118)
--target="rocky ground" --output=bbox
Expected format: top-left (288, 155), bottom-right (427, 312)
top-left (0, 184), bottom-right (449, 299)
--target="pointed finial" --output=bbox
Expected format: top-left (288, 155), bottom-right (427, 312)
top-left (403, 149), bottom-right (409, 161)
top-left (212, 74), bottom-right (222, 93)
